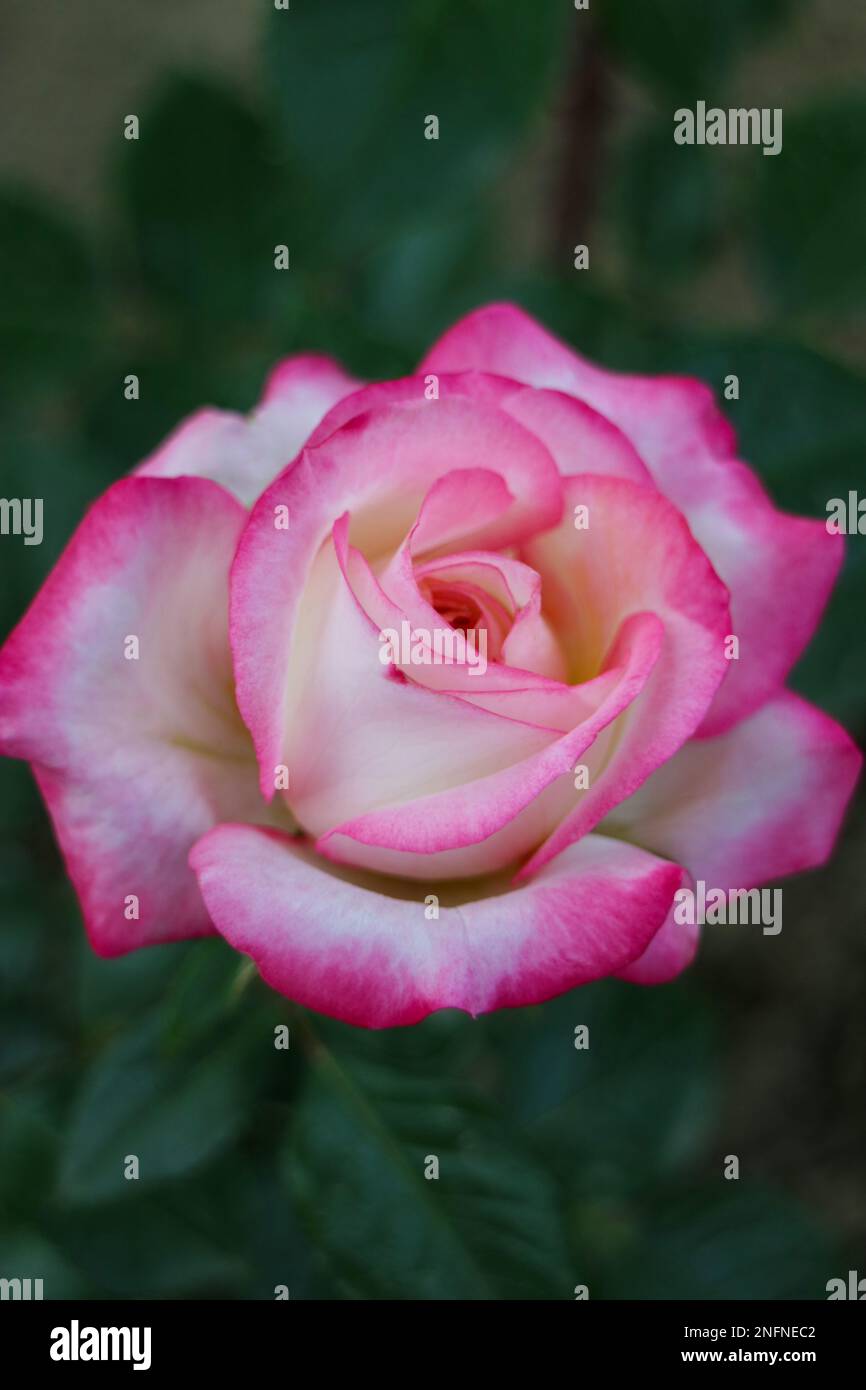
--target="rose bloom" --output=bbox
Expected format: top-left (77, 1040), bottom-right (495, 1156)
top-left (0, 305), bottom-right (859, 1026)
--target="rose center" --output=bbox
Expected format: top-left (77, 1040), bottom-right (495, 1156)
top-left (425, 584), bottom-right (484, 635)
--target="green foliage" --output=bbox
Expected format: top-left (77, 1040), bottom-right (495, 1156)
top-left (0, 192), bottom-right (99, 393)
top-left (597, 0), bottom-right (798, 96)
top-left (613, 122), bottom-right (722, 285)
top-left (265, 0), bottom-right (570, 247)
top-left (118, 75), bottom-right (299, 327)
top-left (597, 1187), bottom-right (835, 1300)
top-left (750, 95), bottom-right (866, 314)
top-left (57, 1019), bottom-right (249, 1204)
top-left (284, 1026), bottom-right (571, 1299)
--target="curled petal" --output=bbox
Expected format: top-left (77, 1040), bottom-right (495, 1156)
top-left (519, 474), bottom-right (731, 879)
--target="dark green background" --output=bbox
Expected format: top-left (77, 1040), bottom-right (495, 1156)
top-left (1, 0), bottom-right (864, 1299)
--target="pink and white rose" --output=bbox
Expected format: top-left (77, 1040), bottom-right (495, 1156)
top-left (0, 304), bottom-right (859, 1026)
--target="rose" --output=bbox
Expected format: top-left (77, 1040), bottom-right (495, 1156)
top-left (0, 304), bottom-right (859, 1027)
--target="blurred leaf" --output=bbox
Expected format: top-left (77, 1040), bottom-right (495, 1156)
top-left (265, 0), bottom-right (569, 247)
top-left (118, 74), bottom-right (301, 326)
top-left (159, 938), bottom-right (255, 1051)
top-left (180, 1153), bottom-right (322, 1300)
top-left (358, 210), bottom-right (488, 351)
top-left (52, 1197), bottom-right (246, 1297)
top-left (0, 908), bottom-right (43, 1000)
top-left (750, 95), bottom-right (866, 314)
top-left (58, 1018), bottom-right (250, 1204)
top-left (599, 1186), bottom-right (837, 1300)
top-left (613, 121), bottom-right (721, 284)
top-left (0, 1010), bottom-right (68, 1085)
top-left (0, 1089), bottom-right (58, 1223)
top-left (492, 981), bottom-right (717, 1193)
top-left (598, 0), bottom-right (797, 96)
top-left (0, 1230), bottom-right (90, 1299)
top-left (76, 939), bottom-right (190, 1024)
top-left (81, 346), bottom-right (242, 475)
top-left (283, 1030), bottom-right (571, 1299)
top-left (0, 191), bottom-right (99, 391)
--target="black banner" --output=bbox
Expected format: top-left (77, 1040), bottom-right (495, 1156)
top-left (2, 1299), bottom-right (863, 1374)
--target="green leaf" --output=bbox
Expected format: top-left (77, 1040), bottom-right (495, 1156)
top-left (117, 74), bottom-right (300, 325)
top-left (76, 939), bottom-right (190, 1024)
top-left (0, 191), bottom-right (99, 391)
top-left (265, 0), bottom-right (569, 247)
top-left (0, 1090), bottom-right (59, 1224)
top-left (52, 1197), bottom-right (246, 1297)
top-left (0, 1010), bottom-right (68, 1085)
top-left (358, 210), bottom-right (488, 351)
top-left (750, 95), bottom-right (866, 314)
top-left (0, 1230), bottom-right (90, 1299)
top-left (491, 980), bottom-right (717, 1193)
top-left (612, 121), bottom-right (722, 284)
top-left (178, 1153), bottom-right (322, 1300)
top-left (599, 1186), bottom-right (837, 1300)
top-left (597, 0), bottom-right (798, 97)
top-left (283, 1028), bottom-right (571, 1299)
top-left (58, 1018), bottom-right (249, 1204)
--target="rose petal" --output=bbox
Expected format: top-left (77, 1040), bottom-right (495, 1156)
top-left (316, 603), bottom-right (663, 880)
top-left (423, 302), bottom-right (841, 732)
top-left (190, 824), bottom-right (684, 1027)
top-left (518, 474), bottom-right (731, 879)
top-left (0, 477), bottom-right (284, 954)
top-left (231, 395), bottom-right (563, 792)
top-left (310, 371), bottom-right (652, 485)
top-left (282, 536), bottom-right (559, 852)
top-left (136, 353), bottom-right (359, 506)
top-left (604, 690), bottom-right (862, 890)
top-left (422, 303), bottom-right (736, 465)
top-left (616, 874), bottom-right (700, 985)
top-left (335, 522), bottom-right (578, 717)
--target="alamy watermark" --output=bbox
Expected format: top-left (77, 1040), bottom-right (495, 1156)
top-left (50, 1321), bottom-right (152, 1371)
top-left (0, 1276), bottom-right (43, 1299)
top-left (826, 491), bottom-right (866, 534)
top-left (379, 620), bottom-right (488, 676)
top-left (674, 102), bottom-right (782, 156)
top-left (675, 880), bottom-right (782, 935)
top-left (0, 497), bottom-right (43, 545)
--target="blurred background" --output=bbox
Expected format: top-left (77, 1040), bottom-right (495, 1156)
top-left (0, 0), bottom-right (864, 1299)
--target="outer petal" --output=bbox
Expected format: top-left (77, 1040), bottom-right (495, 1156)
top-left (680, 467), bottom-right (843, 735)
top-left (423, 303), bottom-right (842, 732)
top-left (604, 690), bottom-right (861, 891)
top-left (422, 303), bottom-right (736, 468)
top-left (0, 477), bottom-right (284, 954)
top-left (190, 824), bottom-right (685, 1028)
top-left (136, 353), bottom-right (359, 507)
top-left (616, 874), bottom-right (700, 985)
